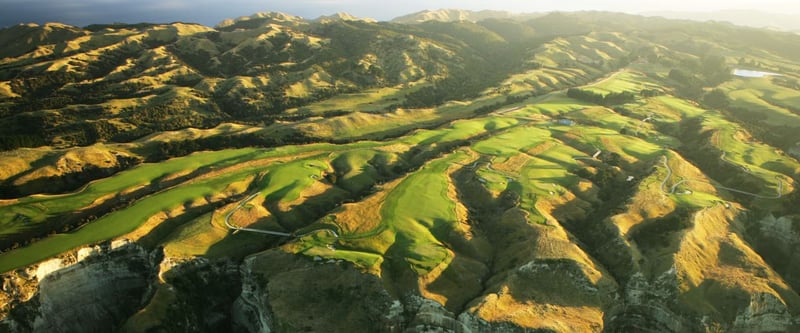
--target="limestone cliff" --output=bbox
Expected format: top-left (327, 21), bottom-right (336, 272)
top-left (0, 241), bottom-right (157, 332)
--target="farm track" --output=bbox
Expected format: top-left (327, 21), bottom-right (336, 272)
top-left (659, 155), bottom-right (784, 199)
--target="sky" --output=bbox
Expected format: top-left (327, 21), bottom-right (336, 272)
top-left (1, 0), bottom-right (798, 28)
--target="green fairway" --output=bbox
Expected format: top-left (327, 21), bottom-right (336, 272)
top-left (295, 152), bottom-right (469, 274)
top-left (0, 164), bottom-right (258, 272)
top-left (584, 70), bottom-right (663, 95)
top-left (0, 148), bottom-right (269, 239)
top-left (472, 125), bottom-right (552, 158)
top-left (722, 78), bottom-right (800, 127)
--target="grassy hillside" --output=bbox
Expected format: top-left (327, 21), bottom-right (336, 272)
top-left (2, 10), bottom-right (800, 333)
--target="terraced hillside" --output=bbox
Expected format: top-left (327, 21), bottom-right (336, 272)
top-left (1, 11), bottom-right (800, 333)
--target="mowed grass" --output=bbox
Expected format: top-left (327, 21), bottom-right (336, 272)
top-left (650, 95), bottom-right (707, 118)
top-left (0, 148), bottom-right (263, 234)
top-left (375, 151), bottom-right (468, 274)
top-left (0, 164), bottom-right (258, 272)
top-left (567, 107), bottom-right (639, 132)
top-left (472, 125), bottom-right (552, 159)
top-left (0, 142), bottom-right (382, 272)
top-left (295, 152), bottom-right (469, 274)
top-left (701, 112), bottom-right (798, 194)
top-left (583, 70), bottom-right (663, 95)
top-left (516, 94), bottom-right (591, 118)
top-left (255, 156), bottom-right (332, 208)
top-left (400, 116), bottom-right (519, 146)
top-left (499, 67), bottom-right (590, 94)
top-left (330, 150), bottom-right (387, 194)
top-left (0, 142), bottom-right (359, 236)
top-left (721, 77), bottom-right (800, 127)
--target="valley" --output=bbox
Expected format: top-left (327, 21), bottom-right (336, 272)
top-left (0, 10), bottom-right (799, 332)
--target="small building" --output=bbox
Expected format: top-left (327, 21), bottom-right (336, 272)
top-left (556, 119), bottom-right (576, 126)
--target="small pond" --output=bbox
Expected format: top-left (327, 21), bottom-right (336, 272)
top-left (733, 69), bottom-right (781, 78)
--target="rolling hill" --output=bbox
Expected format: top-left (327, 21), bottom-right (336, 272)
top-left (1, 10), bottom-right (800, 333)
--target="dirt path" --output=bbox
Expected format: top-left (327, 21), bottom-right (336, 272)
top-left (660, 154), bottom-right (783, 199)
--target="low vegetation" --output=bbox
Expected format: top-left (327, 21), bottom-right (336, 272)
top-left (2, 11), bottom-right (800, 332)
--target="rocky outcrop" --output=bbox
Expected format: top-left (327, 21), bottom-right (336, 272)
top-left (603, 272), bottom-right (688, 333)
top-left (0, 240), bottom-right (157, 332)
top-left (732, 293), bottom-right (792, 333)
top-left (746, 214), bottom-right (800, 290)
top-left (233, 262), bottom-right (275, 333)
top-left (403, 296), bottom-right (466, 333)
top-left (233, 250), bottom-right (403, 333)
top-left (139, 257), bottom-right (242, 332)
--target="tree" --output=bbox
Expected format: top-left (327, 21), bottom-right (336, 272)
top-left (703, 89), bottom-right (730, 109)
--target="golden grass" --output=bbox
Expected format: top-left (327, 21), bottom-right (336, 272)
top-left (0, 149), bottom-right (50, 181)
top-left (331, 178), bottom-right (403, 234)
top-left (9, 145), bottom-right (130, 186)
top-left (609, 178), bottom-right (675, 236)
top-left (471, 293), bottom-right (606, 333)
top-left (0, 81), bottom-right (18, 98)
top-left (492, 153), bottom-right (530, 175)
top-left (161, 211), bottom-right (229, 258)
top-left (418, 252), bottom-right (488, 311)
top-left (229, 197), bottom-right (273, 228)
top-left (295, 108), bottom-right (440, 139)
top-left (276, 179), bottom-right (332, 212)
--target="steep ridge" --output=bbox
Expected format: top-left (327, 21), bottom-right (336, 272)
top-left (0, 11), bottom-right (799, 332)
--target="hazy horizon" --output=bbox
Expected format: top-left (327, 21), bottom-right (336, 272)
top-left (1, 0), bottom-right (798, 28)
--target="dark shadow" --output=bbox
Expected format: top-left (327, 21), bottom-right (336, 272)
top-left (133, 255), bottom-right (243, 332)
top-left (2, 242), bottom-right (157, 332)
top-left (0, 159), bottom-right (224, 251)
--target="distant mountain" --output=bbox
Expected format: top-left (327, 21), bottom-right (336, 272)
top-left (643, 10), bottom-right (800, 32)
top-left (314, 12), bottom-right (377, 24)
top-left (215, 11), bottom-right (306, 29)
top-left (3, 12), bottom-right (800, 332)
top-left (391, 9), bottom-right (544, 24)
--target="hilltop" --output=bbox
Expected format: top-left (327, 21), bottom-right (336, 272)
top-left (644, 10), bottom-right (800, 32)
top-left (0, 10), bottom-right (800, 333)
top-left (390, 9), bottom-right (545, 24)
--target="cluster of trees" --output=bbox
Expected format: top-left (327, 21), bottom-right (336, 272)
top-left (773, 77), bottom-right (800, 91)
top-left (151, 130), bottom-right (314, 160)
top-left (86, 45), bottom-right (141, 79)
top-left (668, 54), bottom-right (732, 100)
top-left (702, 89), bottom-right (730, 109)
top-left (566, 88), bottom-right (636, 106)
top-left (668, 68), bottom-right (704, 99)
top-left (725, 107), bottom-right (798, 152)
top-left (473, 94), bottom-right (529, 116)
top-left (0, 135), bottom-right (47, 150)
top-left (575, 165), bottom-right (623, 200)
top-left (640, 89), bottom-right (663, 97)
top-left (403, 72), bottom-right (484, 108)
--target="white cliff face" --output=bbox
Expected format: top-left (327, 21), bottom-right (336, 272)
top-left (33, 259), bottom-right (65, 282)
top-left (1, 242), bottom-right (157, 333)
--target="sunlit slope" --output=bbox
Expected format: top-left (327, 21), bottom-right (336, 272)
top-left (2, 11), bottom-right (800, 333)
